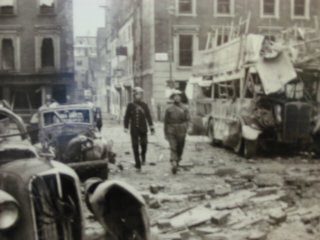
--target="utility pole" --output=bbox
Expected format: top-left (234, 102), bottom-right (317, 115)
top-left (168, 1), bottom-right (175, 88)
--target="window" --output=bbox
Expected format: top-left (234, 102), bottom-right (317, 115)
top-left (76, 60), bottom-right (83, 66)
top-left (214, 0), bottom-right (234, 16)
top-left (179, 0), bottom-right (192, 14)
top-left (0, 0), bottom-right (15, 15)
top-left (291, 0), bottom-right (310, 19)
top-left (41, 38), bottom-right (54, 68)
top-left (176, 0), bottom-right (196, 16)
top-left (179, 35), bottom-right (193, 67)
top-left (261, 0), bottom-right (279, 17)
top-left (35, 34), bottom-right (60, 71)
top-left (1, 39), bottom-right (14, 70)
top-left (217, 34), bottom-right (229, 46)
top-left (39, 0), bottom-right (55, 15)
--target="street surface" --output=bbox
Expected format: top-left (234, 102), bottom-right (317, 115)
top-left (86, 120), bottom-right (320, 240)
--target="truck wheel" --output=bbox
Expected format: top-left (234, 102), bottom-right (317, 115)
top-left (208, 119), bottom-right (215, 145)
top-left (233, 137), bottom-right (243, 154)
top-left (243, 139), bottom-right (257, 159)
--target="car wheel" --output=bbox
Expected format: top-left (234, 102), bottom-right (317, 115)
top-left (243, 139), bottom-right (257, 159)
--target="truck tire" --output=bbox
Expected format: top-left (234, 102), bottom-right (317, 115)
top-left (208, 119), bottom-right (215, 145)
top-left (243, 139), bottom-right (257, 159)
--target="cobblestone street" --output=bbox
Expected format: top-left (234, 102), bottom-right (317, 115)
top-left (83, 120), bottom-right (320, 240)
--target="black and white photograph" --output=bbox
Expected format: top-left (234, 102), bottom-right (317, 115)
top-left (1, 0), bottom-right (320, 239)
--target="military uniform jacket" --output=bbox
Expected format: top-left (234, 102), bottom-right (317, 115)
top-left (164, 103), bottom-right (190, 138)
top-left (124, 101), bottom-right (154, 133)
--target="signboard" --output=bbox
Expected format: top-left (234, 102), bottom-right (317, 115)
top-left (155, 53), bottom-right (169, 62)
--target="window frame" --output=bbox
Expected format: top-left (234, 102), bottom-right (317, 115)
top-left (0, 33), bottom-right (20, 72)
top-left (260, 0), bottom-right (279, 18)
top-left (0, 0), bottom-right (17, 17)
top-left (35, 33), bottom-right (60, 72)
top-left (38, 0), bottom-right (56, 16)
top-left (175, 0), bottom-right (196, 17)
top-left (213, 0), bottom-right (235, 17)
top-left (291, 0), bottom-right (310, 19)
top-left (173, 26), bottom-right (199, 69)
top-left (178, 34), bottom-right (193, 67)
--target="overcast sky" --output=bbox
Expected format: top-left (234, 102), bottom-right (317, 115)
top-left (73, 0), bottom-right (106, 37)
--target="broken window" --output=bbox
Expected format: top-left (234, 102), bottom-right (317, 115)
top-left (0, 0), bottom-right (14, 15)
top-left (39, 0), bottom-right (55, 14)
top-left (1, 38), bottom-right (15, 70)
top-left (41, 38), bottom-right (54, 68)
top-left (217, 34), bottom-right (229, 46)
top-left (263, 0), bottom-right (275, 16)
top-left (179, 35), bottom-right (193, 67)
top-left (294, 0), bottom-right (305, 16)
top-left (217, 0), bottom-right (231, 14)
top-left (178, 0), bottom-right (193, 14)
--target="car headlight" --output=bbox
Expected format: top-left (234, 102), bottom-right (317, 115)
top-left (274, 105), bottom-right (282, 123)
top-left (0, 190), bottom-right (19, 230)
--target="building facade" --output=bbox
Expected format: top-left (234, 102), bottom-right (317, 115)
top-left (0, 0), bottom-right (74, 119)
top-left (74, 36), bottom-right (97, 101)
top-left (105, 0), bottom-right (320, 120)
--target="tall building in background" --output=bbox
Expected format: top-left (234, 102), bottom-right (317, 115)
top-left (0, 0), bottom-right (75, 119)
top-left (104, 0), bottom-right (320, 120)
top-left (74, 36), bottom-right (97, 100)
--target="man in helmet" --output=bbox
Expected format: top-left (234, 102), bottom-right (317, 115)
top-left (124, 87), bottom-right (155, 171)
top-left (164, 89), bottom-right (190, 174)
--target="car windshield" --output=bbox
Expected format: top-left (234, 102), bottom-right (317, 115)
top-left (43, 109), bottom-right (91, 126)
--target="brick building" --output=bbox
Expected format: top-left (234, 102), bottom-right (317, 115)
top-left (0, 0), bottom-right (74, 119)
top-left (106, 0), bottom-right (319, 119)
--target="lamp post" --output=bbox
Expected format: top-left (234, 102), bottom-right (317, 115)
top-left (168, 1), bottom-right (175, 88)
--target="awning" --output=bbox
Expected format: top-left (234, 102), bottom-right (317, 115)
top-left (256, 52), bottom-right (297, 95)
top-left (0, 0), bottom-right (13, 6)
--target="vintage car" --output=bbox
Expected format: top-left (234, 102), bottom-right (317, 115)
top-left (29, 104), bottom-right (115, 180)
top-left (0, 106), bottom-right (151, 240)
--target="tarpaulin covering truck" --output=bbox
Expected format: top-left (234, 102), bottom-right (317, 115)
top-left (190, 33), bottom-right (319, 157)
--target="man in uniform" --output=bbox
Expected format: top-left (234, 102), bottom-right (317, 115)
top-left (124, 87), bottom-right (155, 171)
top-left (164, 90), bottom-right (190, 174)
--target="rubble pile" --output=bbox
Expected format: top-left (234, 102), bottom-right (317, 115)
top-left (147, 165), bottom-right (320, 240)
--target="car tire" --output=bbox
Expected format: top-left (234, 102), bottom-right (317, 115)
top-left (69, 161), bottom-right (109, 182)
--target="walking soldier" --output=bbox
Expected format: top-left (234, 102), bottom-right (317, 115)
top-left (164, 90), bottom-right (190, 174)
top-left (124, 87), bottom-right (155, 171)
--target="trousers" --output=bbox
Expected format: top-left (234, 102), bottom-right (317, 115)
top-left (130, 129), bottom-right (148, 169)
top-left (167, 134), bottom-right (186, 164)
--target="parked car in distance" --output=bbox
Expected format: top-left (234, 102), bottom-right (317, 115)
top-left (29, 104), bottom-right (115, 180)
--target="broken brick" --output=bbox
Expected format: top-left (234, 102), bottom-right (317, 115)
top-left (268, 208), bottom-right (287, 224)
top-left (248, 230), bottom-right (267, 240)
top-left (149, 199), bottom-right (161, 209)
top-left (156, 219), bottom-right (172, 229)
top-left (211, 211), bottom-right (230, 225)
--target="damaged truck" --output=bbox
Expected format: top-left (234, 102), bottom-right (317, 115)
top-left (191, 33), bottom-right (320, 157)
